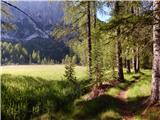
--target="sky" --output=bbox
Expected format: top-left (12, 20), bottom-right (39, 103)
top-left (97, 6), bottom-right (111, 22)
top-left (4, 0), bottom-right (111, 22)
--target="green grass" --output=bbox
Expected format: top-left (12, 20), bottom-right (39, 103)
top-left (106, 70), bottom-right (150, 97)
top-left (126, 70), bottom-right (151, 100)
top-left (1, 65), bottom-right (87, 81)
top-left (1, 66), bottom-right (159, 120)
top-left (1, 74), bottom-right (79, 119)
top-left (106, 69), bottom-right (160, 120)
top-left (1, 65), bottom-right (88, 120)
top-left (126, 70), bottom-right (160, 120)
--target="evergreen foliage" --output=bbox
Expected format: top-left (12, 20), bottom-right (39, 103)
top-left (1, 41), bottom-right (55, 65)
top-left (64, 56), bottom-right (77, 83)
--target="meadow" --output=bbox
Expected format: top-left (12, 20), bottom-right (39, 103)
top-left (1, 65), bottom-right (87, 81)
top-left (1, 65), bottom-right (160, 120)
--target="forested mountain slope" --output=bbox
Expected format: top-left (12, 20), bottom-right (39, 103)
top-left (1, 1), bottom-right (70, 62)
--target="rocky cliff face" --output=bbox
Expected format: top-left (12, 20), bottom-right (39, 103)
top-left (1, 1), bottom-right (69, 61)
top-left (1, 1), bottom-right (64, 41)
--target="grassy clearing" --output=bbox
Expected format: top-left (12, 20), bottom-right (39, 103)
top-left (1, 66), bottom-right (159, 120)
top-left (1, 74), bottom-right (79, 119)
top-left (1, 65), bottom-right (87, 81)
top-left (1, 65), bottom-right (88, 120)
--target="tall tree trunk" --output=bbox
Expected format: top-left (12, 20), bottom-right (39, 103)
top-left (136, 7), bottom-right (140, 73)
top-left (133, 48), bottom-right (138, 73)
top-left (133, 47), bottom-right (140, 73)
top-left (93, 1), bottom-right (98, 84)
top-left (124, 58), bottom-right (127, 68)
top-left (151, 1), bottom-right (160, 104)
top-left (136, 48), bottom-right (140, 72)
top-left (87, 1), bottom-right (92, 80)
top-left (112, 64), bottom-right (116, 78)
top-left (117, 37), bottom-right (124, 81)
top-left (131, 6), bottom-right (139, 74)
top-left (115, 1), bottom-right (124, 82)
top-left (126, 59), bottom-right (131, 73)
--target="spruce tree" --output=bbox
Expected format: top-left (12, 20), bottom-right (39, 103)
top-left (64, 56), bottom-right (77, 85)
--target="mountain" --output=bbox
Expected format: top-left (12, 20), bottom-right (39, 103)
top-left (1, 1), bottom-right (69, 61)
top-left (2, 1), bottom-right (64, 40)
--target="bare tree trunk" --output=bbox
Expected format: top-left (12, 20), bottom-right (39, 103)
top-left (117, 38), bottom-right (124, 81)
top-left (115, 1), bottom-right (124, 82)
top-left (126, 59), bottom-right (131, 73)
top-left (124, 58), bottom-right (127, 68)
top-left (112, 64), bottom-right (116, 78)
top-left (136, 49), bottom-right (140, 72)
top-left (133, 48), bottom-right (138, 73)
top-left (133, 56), bottom-right (137, 73)
top-left (151, 1), bottom-right (160, 104)
top-left (87, 1), bottom-right (92, 80)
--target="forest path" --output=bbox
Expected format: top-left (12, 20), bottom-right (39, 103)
top-left (117, 87), bottom-right (134, 120)
top-left (83, 78), bottom-right (140, 120)
top-left (117, 78), bottom-right (140, 120)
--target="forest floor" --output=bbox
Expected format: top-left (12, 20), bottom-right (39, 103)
top-left (82, 70), bottom-right (160, 120)
top-left (84, 79), bottom-right (139, 120)
top-left (117, 81), bottom-right (136, 120)
top-left (1, 65), bottom-right (160, 120)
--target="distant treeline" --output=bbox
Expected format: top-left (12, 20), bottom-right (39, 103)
top-left (1, 41), bottom-right (152, 68)
top-left (1, 41), bottom-right (80, 65)
top-left (1, 41), bottom-right (60, 65)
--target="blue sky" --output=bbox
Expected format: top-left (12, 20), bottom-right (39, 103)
top-left (97, 5), bottom-right (111, 22)
top-left (6, 0), bottom-right (111, 22)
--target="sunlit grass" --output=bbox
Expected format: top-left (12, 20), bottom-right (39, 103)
top-left (2, 66), bottom-right (157, 120)
top-left (1, 65), bottom-right (87, 81)
top-left (106, 69), bottom-right (151, 98)
top-left (126, 70), bottom-right (151, 100)
top-left (100, 110), bottom-right (122, 120)
top-left (1, 65), bottom-right (88, 120)
top-left (105, 69), bottom-right (159, 120)
top-left (1, 73), bottom-right (86, 119)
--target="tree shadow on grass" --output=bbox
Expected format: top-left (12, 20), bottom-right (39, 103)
top-left (73, 95), bottom-right (152, 120)
top-left (73, 95), bottom-right (124, 120)
top-left (1, 74), bottom-right (86, 120)
top-left (127, 96), bottom-right (148, 113)
top-left (2, 73), bottom-right (155, 120)
top-left (72, 73), bottom-right (151, 120)
top-left (114, 79), bottom-right (139, 91)
top-left (127, 96), bottom-right (160, 120)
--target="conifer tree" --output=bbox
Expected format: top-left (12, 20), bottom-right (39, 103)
top-left (114, 1), bottom-right (124, 81)
top-left (64, 57), bottom-right (76, 82)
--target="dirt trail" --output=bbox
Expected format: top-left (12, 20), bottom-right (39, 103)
top-left (117, 87), bottom-right (134, 120)
top-left (84, 80), bottom-right (119, 100)
top-left (83, 79), bottom-right (138, 120)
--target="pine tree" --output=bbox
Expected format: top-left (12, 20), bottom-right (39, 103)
top-left (43, 57), bottom-right (47, 64)
top-left (64, 57), bottom-right (77, 84)
top-left (57, 1), bottom-right (93, 80)
top-left (32, 50), bottom-right (37, 63)
top-left (87, 1), bottom-right (92, 81)
top-left (92, 30), bottom-right (104, 86)
top-left (29, 55), bottom-right (32, 64)
top-left (115, 1), bottom-right (124, 81)
top-left (37, 51), bottom-right (41, 64)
